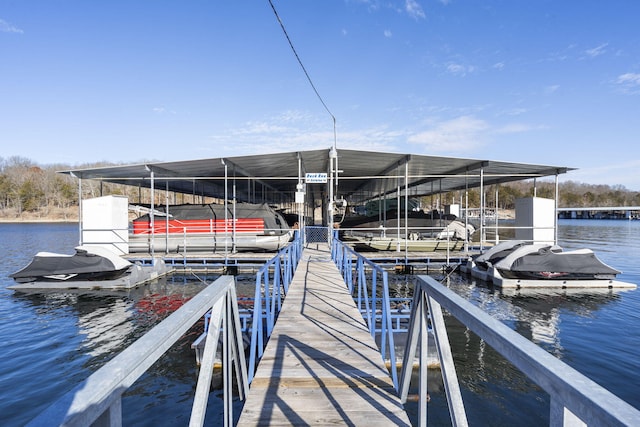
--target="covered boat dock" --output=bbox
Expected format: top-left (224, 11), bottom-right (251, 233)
top-left (60, 148), bottom-right (573, 263)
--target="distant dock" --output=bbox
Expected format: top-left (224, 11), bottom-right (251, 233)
top-left (557, 206), bottom-right (640, 220)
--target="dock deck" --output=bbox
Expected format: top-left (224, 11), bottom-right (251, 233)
top-left (237, 244), bottom-right (411, 426)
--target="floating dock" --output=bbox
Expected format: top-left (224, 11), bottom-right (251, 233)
top-left (237, 244), bottom-right (411, 426)
top-left (7, 260), bottom-right (172, 291)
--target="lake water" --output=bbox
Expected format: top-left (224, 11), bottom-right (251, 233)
top-left (1, 221), bottom-right (639, 426)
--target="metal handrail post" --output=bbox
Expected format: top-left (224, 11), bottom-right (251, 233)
top-left (284, 250), bottom-right (291, 292)
top-left (380, 271), bottom-right (399, 391)
top-left (360, 260), bottom-right (373, 338)
top-left (418, 294), bottom-right (429, 427)
top-left (264, 266), bottom-right (273, 336)
top-left (190, 297), bottom-right (225, 426)
top-left (248, 273), bottom-right (264, 382)
top-left (224, 295), bottom-right (232, 427)
top-left (380, 271), bottom-right (388, 359)
top-left (399, 285), bottom-right (430, 426)
top-left (399, 284), bottom-right (425, 404)
top-left (228, 284), bottom-right (249, 401)
top-left (272, 260), bottom-right (282, 321)
top-left (356, 257), bottom-right (364, 310)
top-left (426, 293), bottom-right (468, 427)
top-left (345, 250), bottom-right (353, 293)
top-left (371, 271), bottom-right (378, 337)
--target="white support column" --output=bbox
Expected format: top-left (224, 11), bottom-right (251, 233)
top-left (480, 167), bottom-right (485, 250)
top-left (73, 174), bottom-right (83, 246)
top-left (222, 159), bottom-right (228, 257)
top-left (165, 181), bottom-right (169, 254)
top-left (328, 147), bottom-right (337, 245)
top-left (554, 174), bottom-right (559, 245)
top-left (232, 167), bottom-right (237, 253)
top-left (404, 161), bottom-right (409, 258)
top-left (147, 167), bottom-right (155, 261)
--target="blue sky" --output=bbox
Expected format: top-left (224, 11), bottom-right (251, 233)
top-left (2, 1), bottom-right (640, 190)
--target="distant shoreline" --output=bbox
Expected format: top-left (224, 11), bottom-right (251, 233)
top-left (0, 207), bottom-right (79, 223)
top-left (0, 219), bottom-right (78, 224)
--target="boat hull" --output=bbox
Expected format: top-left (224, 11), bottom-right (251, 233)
top-left (128, 231), bottom-right (293, 253)
top-left (350, 236), bottom-right (465, 252)
top-left (491, 267), bottom-right (636, 289)
top-left (129, 202), bottom-right (293, 253)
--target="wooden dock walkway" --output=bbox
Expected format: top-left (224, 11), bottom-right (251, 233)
top-left (237, 244), bottom-right (411, 426)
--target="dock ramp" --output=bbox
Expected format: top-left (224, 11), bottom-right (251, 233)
top-left (238, 245), bottom-right (410, 425)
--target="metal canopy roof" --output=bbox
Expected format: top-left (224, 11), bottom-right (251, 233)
top-left (61, 148), bottom-right (573, 204)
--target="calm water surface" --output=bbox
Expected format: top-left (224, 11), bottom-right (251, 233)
top-left (1, 220), bottom-right (638, 426)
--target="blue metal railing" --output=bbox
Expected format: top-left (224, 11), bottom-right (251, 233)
top-left (247, 231), bottom-right (302, 382)
top-left (332, 234), bottom-right (399, 390)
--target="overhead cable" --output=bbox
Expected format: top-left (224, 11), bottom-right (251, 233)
top-left (267, 0), bottom-right (337, 149)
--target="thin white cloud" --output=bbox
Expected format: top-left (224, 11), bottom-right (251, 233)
top-left (493, 62), bottom-right (505, 70)
top-left (563, 159), bottom-right (640, 191)
top-left (584, 43), bottom-right (608, 58)
top-left (152, 106), bottom-right (177, 115)
top-left (494, 123), bottom-right (542, 134)
top-left (544, 85), bottom-right (560, 95)
top-left (615, 73), bottom-right (640, 94)
top-left (205, 110), bottom-right (401, 156)
top-left (407, 116), bottom-right (488, 152)
top-left (501, 108), bottom-right (528, 116)
top-left (384, 29), bottom-right (392, 38)
top-left (446, 63), bottom-right (475, 76)
top-left (0, 18), bottom-right (23, 34)
top-left (405, 0), bottom-right (425, 19)
top-left (354, 1), bottom-right (424, 20)
top-left (616, 73), bottom-right (640, 85)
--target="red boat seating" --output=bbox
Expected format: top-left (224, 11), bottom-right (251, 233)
top-left (132, 218), bottom-right (265, 235)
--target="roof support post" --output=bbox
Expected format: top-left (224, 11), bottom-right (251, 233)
top-left (404, 161), bottom-right (409, 261)
top-left (328, 147), bottom-right (337, 245)
top-left (464, 172), bottom-right (469, 253)
top-left (72, 173), bottom-right (83, 246)
top-left (147, 167), bottom-right (155, 262)
top-left (479, 167), bottom-right (485, 250)
top-left (222, 159), bottom-right (229, 259)
top-left (494, 186), bottom-right (499, 245)
top-left (554, 174), bottom-right (559, 245)
top-left (165, 181), bottom-right (169, 255)
top-left (396, 168), bottom-right (401, 251)
top-left (297, 153), bottom-right (304, 244)
top-left (232, 166), bottom-right (237, 253)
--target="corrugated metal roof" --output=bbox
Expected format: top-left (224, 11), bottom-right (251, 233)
top-left (60, 148), bottom-right (573, 204)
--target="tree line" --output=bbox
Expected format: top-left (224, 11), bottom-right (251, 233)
top-left (2, 156), bottom-right (640, 219)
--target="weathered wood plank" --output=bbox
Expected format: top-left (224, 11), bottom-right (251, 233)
top-left (237, 245), bottom-right (411, 426)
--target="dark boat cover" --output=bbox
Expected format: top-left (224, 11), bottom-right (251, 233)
top-left (473, 240), bottom-right (527, 269)
top-left (437, 220), bottom-right (475, 240)
top-left (495, 244), bottom-right (620, 279)
top-left (10, 246), bottom-right (132, 281)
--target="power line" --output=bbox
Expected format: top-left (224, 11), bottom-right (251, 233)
top-left (267, 0), bottom-right (337, 149)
